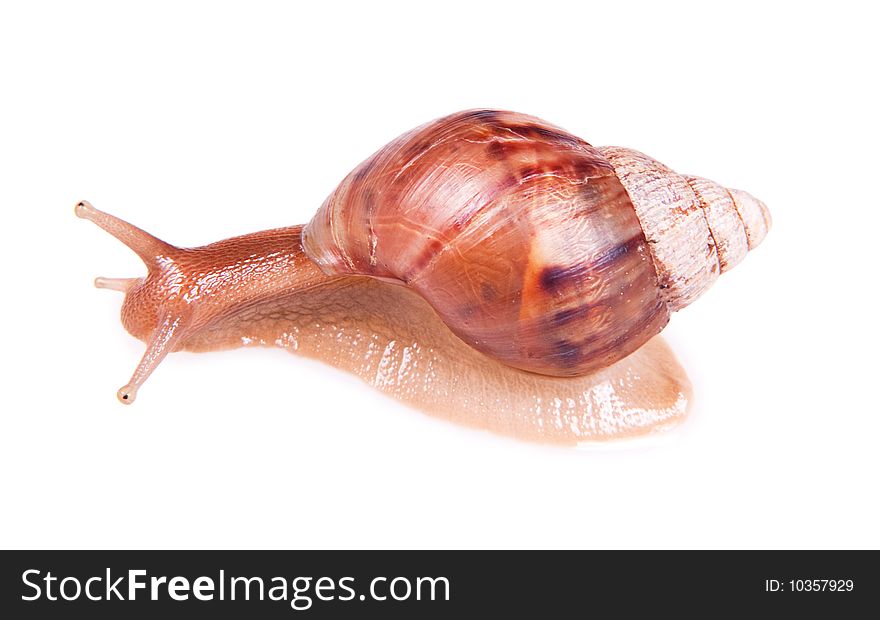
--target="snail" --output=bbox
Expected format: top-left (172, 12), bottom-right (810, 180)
top-left (76, 109), bottom-right (770, 444)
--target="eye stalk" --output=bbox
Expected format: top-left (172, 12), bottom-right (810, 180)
top-left (75, 200), bottom-right (173, 266)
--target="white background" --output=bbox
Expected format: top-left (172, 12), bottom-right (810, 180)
top-left (1, 1), bottom-right (877, 549)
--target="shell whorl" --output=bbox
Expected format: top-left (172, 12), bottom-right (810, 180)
top-left (599, 147), bottom-right (770, 311)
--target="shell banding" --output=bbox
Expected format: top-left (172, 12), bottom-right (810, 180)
top-left (302, 110), bottom-right (768, 376)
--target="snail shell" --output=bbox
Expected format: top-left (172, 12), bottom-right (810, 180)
top-left (303, 110), bottom-right (769, 376)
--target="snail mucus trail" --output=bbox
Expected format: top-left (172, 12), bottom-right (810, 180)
top-left (77, 110), bottom-right (770, 444)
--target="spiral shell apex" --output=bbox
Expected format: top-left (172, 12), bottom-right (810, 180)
top-left (599, 147), bottom-right (771, 311)
top-left (302, 110), bottom-right (769, 377)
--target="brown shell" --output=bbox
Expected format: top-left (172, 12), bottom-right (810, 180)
top-left (302, 110), bottom-right (669, 376)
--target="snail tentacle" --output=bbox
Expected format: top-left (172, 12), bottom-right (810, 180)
top-left (117, 310), bottom-right (189, 404)
top-left (94, 277), bottom-right (140, 292)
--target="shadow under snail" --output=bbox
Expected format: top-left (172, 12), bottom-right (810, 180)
top-left (76, 109), bottom-right (770, 444)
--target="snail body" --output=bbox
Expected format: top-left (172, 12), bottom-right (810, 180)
top-left (76, 110), bottom-right (769, 442)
